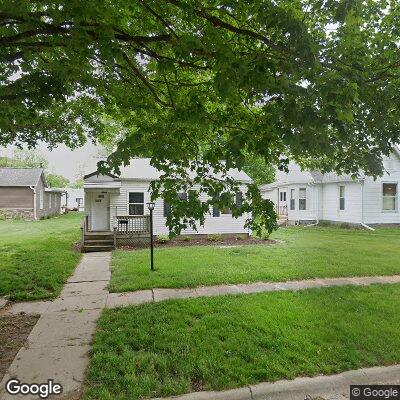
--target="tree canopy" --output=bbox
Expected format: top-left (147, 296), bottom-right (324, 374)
top-left (1, 0), bottom-right (400, 234)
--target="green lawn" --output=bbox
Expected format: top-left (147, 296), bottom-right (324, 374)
top-left (85, 283), bottom-right (400, 399)
top-left (0, 213), bottom-right (82, 301)
top-left (109, 226), bottom-right (400, 292)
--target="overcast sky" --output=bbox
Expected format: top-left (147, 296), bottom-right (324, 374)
top-left (1, 141), bottom-right (105, 181)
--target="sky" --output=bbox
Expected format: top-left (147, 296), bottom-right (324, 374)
top-left (1, 141), bottom-right (105, 181)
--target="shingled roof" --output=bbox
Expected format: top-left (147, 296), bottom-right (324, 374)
top-left (0, 168), bottom-right (44, 187)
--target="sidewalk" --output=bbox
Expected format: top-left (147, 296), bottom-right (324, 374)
top-left (0, 252), bottom-right (111, 400)
top-left (1, 253), bottom-right (400, 399)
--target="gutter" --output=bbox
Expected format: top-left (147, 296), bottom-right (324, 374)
top-left (360, 179), bottom-right (375, 231)
top-left (29, 185), bottom-right (36, 220)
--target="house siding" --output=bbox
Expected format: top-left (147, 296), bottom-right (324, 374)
top-left (108, 180), bottom-right (249, 235)
top-left (35, 177), bottom-right (62, 219)
top-left (261, 151), bottom-right (400, 226)
top-left (363, 154), bottom-right (400, 224)
top-left (321, 181), bottom-right (362, 223)
top-left (262, 184), bottom-right (317, 223)
top-left (0, 186), bottom-right (33, 208)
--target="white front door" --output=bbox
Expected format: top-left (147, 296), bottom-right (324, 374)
top-left (91, 193), bottom-right (110, 231)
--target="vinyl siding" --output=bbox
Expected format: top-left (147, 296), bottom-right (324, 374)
top-left (108, 180), bottom-right (250, 235)
top-left (321, 181), bottom-right (362, 223)
top-left (36, 177), bottom-right (62, 218)
top-left (0, 187), bottom-right (33, 208)
top-left (286, 184), bottom-right (316, 221)
top-left (363, 153), bottom-right (400, 224)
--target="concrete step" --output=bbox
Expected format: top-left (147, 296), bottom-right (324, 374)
top-left (82, 244), bottom-right (115, 252)
top-left (84, 234), bottom-right (114, 241)
top-left (84, 239), bottom-right (114, 245)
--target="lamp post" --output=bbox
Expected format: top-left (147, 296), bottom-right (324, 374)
top-left (147, 202), bottom-right (155, 271)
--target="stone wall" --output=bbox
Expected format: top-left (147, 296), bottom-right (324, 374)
top-left (0, 208), bottom-right (34, 220)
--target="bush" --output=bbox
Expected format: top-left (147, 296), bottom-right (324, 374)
top-left (234, 235), bottom-right (243, 240)
top-left (318, 220), bottom-right (332, 227)
top-left (182, 236), bottom-right (192, 242)
top-left (260, 231), bottom-right (270, 240)
top-left (156, 234), bottom-right (170, 243)
top-left (207, 234), bottom-right (223, 242)
top-left (0, 210), bottom-right (7, 221)
top-left (339, 222), bottom-right (352, 229)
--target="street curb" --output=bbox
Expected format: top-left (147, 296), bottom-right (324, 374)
top-left (153, 364), bottom-right (400, 400)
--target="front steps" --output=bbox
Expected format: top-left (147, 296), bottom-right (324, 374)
top-left (82, 232), bottom-right (115, 252)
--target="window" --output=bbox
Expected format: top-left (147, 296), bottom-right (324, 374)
top-left (290, 189), bottom-right (295, 210)
top-left (279, 191), bottom-right (286, 202)
top-left (299, 188), bottom-right (306, 210)
top-left (76, 198), bottom-right (83, 206)
top-left (39, 190), bottom-right (43, 210)
top-left (339, 186), bottom-right (345, 210)
top-left (164, 193), bottom-right (188, 217)
top-left (128, 192), bottom-right (144, 215)
top-left (382, 183), bottom-right (397, 211)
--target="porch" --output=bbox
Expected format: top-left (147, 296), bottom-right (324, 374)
top-left (276, 205), bottom-right (288, 225)
top-left (81, 215), bottom-right (151, 252)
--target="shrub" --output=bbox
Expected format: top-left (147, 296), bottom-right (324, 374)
top-left (234, 235), bottom-right (243, 240)
top-left (318, 220), bottom-right (332, 227)
top-left (182, 236), bottom-right (192, 242)
top-left (260, 231), bottom-right (270, 240)
top-left (339, 222), bottom-right (352, 229)
top-left (156, 234), bottom-right (170, 243)
top-left (0, 210), bottom-right (7, 221)
top-left (207, 234), bottom-right (223, 242)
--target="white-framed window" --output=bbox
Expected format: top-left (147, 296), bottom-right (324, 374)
top-left (382, 183), bottom-right (397, 211)
top-left (76, 198), bottom-right (83, 206)
top-left (128, 192), bottom-right (144, 215)
top-left (279, 191), bottom-right (286, 202)
top-left (39, 190), bottom-right (43, 210)
top-left (290, 189), bottom-right (295, 210)
top-left (299, 188), bottom-right (306, 210)
top-left (339, 185), bottom-right (345, 211)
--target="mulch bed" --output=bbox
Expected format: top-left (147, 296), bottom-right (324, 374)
top-left (0, 314), bottom-right (40, 380)
top-left (118, 236), bottom-right (277, 250)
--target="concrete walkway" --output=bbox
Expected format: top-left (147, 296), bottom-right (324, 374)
top-left (153, 364), bottom-right (400, 400)
top-left (0, 252), bottom-right (111, 400)
top-left (105, 274), bottom-right (400, 308)
top-left (1, 253), bottom-right (400, 400)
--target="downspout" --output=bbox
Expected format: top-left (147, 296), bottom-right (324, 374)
top-left (360, 179), bottom-right (375, 231)
top-left (29, 186), bottom-right (36, 220)
top-left (305, 182), bottom-right (319, 226)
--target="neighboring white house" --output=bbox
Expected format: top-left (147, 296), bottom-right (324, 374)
top-left (260, 146), bottom-right (400, 227)
top-left (61, 188), bottom-right (84, 211)
top-left (83, 158), bottom-right (251, 236)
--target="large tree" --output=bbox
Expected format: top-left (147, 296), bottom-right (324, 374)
top-left (1, 0), bottom-right (399, 234)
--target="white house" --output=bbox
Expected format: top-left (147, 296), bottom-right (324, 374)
top-left (61, 188), bottom-right (84, 211)
top-left (83, 159), bottom-right (251, 244)
top-left (260, 146), bottom-right (400, 227)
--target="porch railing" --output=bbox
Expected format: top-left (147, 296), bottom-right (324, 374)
top-left (114, 215), bottom-right (150, 234)
top-left (276, 205), bottom-right (288, 216)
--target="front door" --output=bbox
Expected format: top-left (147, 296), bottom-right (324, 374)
top-left (278, 190), bottom-right (287, 215)
top-left (91, 193), bottom-right (110, 231)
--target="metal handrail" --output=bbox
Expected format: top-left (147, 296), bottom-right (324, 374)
top-left (276, 205), bottom-right (288, 216)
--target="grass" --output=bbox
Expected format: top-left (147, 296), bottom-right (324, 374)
top-left (85, 283), bottom-right (400, 399)
top-left (0, 213), bottom-right (82, 301)
top-left (109, 226), bottom-right (400, 292)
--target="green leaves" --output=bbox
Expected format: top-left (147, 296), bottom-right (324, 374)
top-left (1, 0), bottom-right (400, 234)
